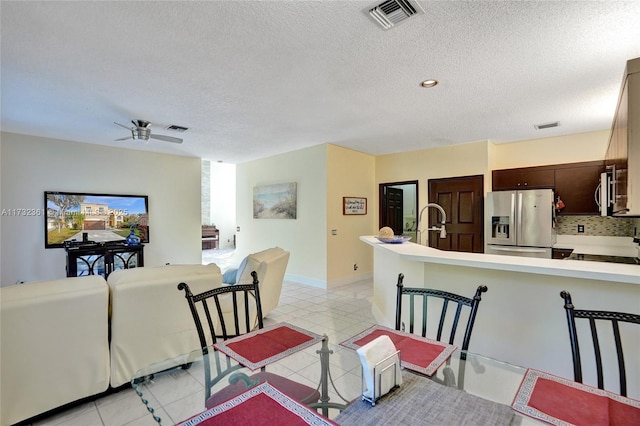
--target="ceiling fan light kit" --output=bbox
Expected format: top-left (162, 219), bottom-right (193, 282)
top-left (114, 120), bottom-right (183, 144)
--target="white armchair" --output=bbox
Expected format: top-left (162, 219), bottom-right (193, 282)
top-left (227, 247), bottom-right (290, 318)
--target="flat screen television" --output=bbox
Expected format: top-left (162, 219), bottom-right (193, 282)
top-left (44, 191), bottom-right (149, 248)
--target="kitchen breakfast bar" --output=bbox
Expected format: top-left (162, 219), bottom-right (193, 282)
top-left (360, 236), bottom-right (640, 399)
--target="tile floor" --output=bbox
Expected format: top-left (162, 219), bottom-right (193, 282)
top-left (29, 250), bottom-right (375, 426)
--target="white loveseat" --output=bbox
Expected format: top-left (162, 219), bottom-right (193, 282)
top-left (0, 248), bottom-right (289, 425)
top-left (0, 264), bottom-right (222, 425)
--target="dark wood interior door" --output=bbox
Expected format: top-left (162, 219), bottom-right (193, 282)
top-left (386, 187), bottom-right (404, 235)
top-left (428, 175), bottom-right (484, 252)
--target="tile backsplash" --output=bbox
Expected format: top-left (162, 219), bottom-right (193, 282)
top-left (556, 215), bottom-right (640, 237)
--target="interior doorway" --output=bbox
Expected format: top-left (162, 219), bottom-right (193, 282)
top-left (427, 175), bottom-right (484, 252)
top-left (379, 180), bottom-right (419, 241)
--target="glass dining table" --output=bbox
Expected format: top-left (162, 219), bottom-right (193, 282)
top-left (131, 331), bottom-right (543, 425)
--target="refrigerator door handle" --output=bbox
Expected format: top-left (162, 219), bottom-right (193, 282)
top-left (515, 192), bottom-right (522, 244)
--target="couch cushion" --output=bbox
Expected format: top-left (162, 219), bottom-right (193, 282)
top-left (222, 268), bottom-right (239, 284)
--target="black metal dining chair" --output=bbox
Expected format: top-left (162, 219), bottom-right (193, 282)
top-left (178, 271), bottom-right (320, 405)
top-left (560, 290), bottom-right (640, 397)
top-left (395, 273), bottom-right (488, 351)
top-left (395, 273), bottom-right (488, 389)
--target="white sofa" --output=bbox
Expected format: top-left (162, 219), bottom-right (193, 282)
top-left (0, 250), bottom-right (288, 425)
top-left (0, 264), bottom-right (222, 425)
top-left (108, 263), bottom-right (222, 387)
top-left (0, 276), bottom-right (110, 426)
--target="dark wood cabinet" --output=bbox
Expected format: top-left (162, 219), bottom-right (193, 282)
top-left (492, 167), bottom-right (555, 190)
top-left (65, 242), bottom-right (144, 278)
top-left (492, 161), bottom-right (606, 215)
top-left (554, 161), bottom-right (606, 215)
top-left (552, 248), bottom-right (573, 260)
top-left (605, 58), bottom-right (639, 216)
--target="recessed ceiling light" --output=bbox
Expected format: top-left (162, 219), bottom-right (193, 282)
top-left (421, 79), bottom-right (438, 88)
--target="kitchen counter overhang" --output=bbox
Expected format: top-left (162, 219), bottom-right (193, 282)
top-left (360, 236), bottom-right (639, 285)
top-left (362, 235), bottom-right (640, 397)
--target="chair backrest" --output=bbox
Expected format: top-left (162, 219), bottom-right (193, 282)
top-left (560, 290), bottom-right (640, 397)
top-left (178, 271), bottom-right (264, 354)
top-left (395, 273), bottom-right (488, 351)
top-left (235, 247), bottom-right (290, 317)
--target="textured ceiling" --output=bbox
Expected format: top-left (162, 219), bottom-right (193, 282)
top-left (1, 1), bottom-right (639, 164)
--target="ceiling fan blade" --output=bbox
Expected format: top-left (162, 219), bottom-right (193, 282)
top-left (114, 121), bottom-right (134, 130)
top-left (150, 134), bottom-right (183, 144)
top-left (114, 136), bottom-right (133, 141)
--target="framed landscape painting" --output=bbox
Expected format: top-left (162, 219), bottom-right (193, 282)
top-left (253, 182), bottom-right (297, 219)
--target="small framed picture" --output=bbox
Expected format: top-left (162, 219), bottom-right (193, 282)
top-left (343, 197), bottom-right (367, 215)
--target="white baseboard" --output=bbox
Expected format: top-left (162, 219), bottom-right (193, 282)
top-left (326, 272), bottom-right (372, 289)
top-left (284, 274), bottom-right (327, 289)
top-left (284, 271), bottom-right (373, 290)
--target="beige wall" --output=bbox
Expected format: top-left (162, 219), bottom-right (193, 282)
top-left (490, 130), bottom-right (609, 170)
top-left (374, 131), bottom-right (609, 222)
top-left (236, 144), bottom-right (328, 287)
top-left (236, 144), bottom-right (376, 288)
top-left (326, 144), bottom-right (375, 286)
top-left (0, 132), bottom-right (202, 285)
top-left (375, 140), bottom-right (491, 231)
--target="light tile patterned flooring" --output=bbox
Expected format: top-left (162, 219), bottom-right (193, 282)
top-left (30, 273), bottom-right (375, 425)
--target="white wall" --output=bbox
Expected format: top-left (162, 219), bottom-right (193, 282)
top-left (0, 133), bottom-right (202, 285)
top-left (236, 144), bottom-right (328, 287)
top-left (208, 162), bottom-right (237, 250)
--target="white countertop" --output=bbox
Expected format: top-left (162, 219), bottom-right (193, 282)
top-left (361, 236), bottom-right (640, 285)
top-left (554, 235), bottom-right (639, 257)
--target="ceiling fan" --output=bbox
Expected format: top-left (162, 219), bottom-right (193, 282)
top-left (114, 120), bottom-right (183, 144)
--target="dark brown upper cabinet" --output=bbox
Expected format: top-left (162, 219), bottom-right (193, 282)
top-left (492, 167), bottom-right (555, 190)
top-left (554, 161), bottom-right (606, 215)
top-left (492, 161), bottom-right (606, 215)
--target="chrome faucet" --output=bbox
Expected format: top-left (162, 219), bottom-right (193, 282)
top-left (417, 203), bottom-right (447, 244)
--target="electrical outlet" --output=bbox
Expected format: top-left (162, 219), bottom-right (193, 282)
top-left (577, 224), bottom-right (585, 233)
top-left (353, 263), bottom-right (358, 271)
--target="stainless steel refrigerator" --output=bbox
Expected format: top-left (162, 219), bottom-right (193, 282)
top-left (485, 189), bottom-right (556, 258)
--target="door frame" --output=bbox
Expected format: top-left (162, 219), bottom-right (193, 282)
top-left (379, 180), bottom-right (419, 230)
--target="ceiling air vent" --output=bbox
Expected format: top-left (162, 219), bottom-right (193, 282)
top-left (165, 124), bottom-right (189, 132)
top-left (367, 0), bottom-right (424, 30)
top-left (534, 121), bottom-right (560, 130)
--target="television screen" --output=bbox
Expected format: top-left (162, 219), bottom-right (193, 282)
top-left (44, 191), bottom-right (149, 248)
